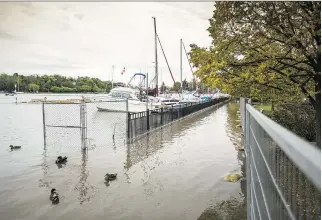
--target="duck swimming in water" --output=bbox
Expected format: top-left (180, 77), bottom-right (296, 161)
top-left (105, 173), bottom-right (117, 181)
top-left (50, 188), bottom-right (59, 204)
top-left (9, 145), bottom-right (21, 150)
top-left (55, 156), bottom-right (67, 164)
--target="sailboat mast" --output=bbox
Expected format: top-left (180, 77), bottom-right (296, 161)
top-left (180, 38), bottom-right (183, 96)
top-left (153, 17), bottom-right (158, 96)
top-left (111, 65), bottom-right (115, 89)
top-left (182, 41), bottom-right (197, 91)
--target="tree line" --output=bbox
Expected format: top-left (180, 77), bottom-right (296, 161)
top-left (0, 73), bottom-right (206, 94)
top-left (0, 73), bottom-right (113, 93)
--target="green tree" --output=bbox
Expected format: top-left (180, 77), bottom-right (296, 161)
top-left (182, 79), bottom-right (188, 90)
top-left (160, 82), bottom-right (166, 93)
top-left (172, 82), bottom-right (181, 92)
top-left (188, 81), bottom-right (194, 91)
top-left (189, 1), bottom-right (321, 147)
top-left (105, 81), bottom-right (112, 93)
top-left (0, 73), bottom-right (111, 94)
top-left (0, 74), bottom-right (15, 92)
top-left (28, 83), bottom-right (40, 92)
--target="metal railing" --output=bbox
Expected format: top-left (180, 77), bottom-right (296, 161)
top-left (127, 97), bottom-right (229, 142)
top-left (240, 98), bottom-right (321, 220)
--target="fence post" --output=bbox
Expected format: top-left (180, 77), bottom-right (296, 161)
top-left (240, 98), bottom-right (247, 134)
top-left (80, 97), bottom-right (87, 151)
top-left (147, 109), bottom-right (150, 131)
top-left (42, 100), bottom-right (46, 147)
top-left (161, 107), bottom-right (164, 125)
top-left (127, 112), bottom-right (131, 143)
top-left (245, 104), bottom-right (252, 220)
top-left (181, 104), bottom-right (184, 117)
top-left (171, 105), bottom-right (174, 121)
top-left (126, 99), bottom-right (130, 143)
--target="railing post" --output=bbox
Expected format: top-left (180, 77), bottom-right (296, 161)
top-left (147, 109), bottom-right (150, 131)
top-left (127, 112), bottom-right (131, 143)
top-left (161, 108), bottom-right (164, 125)
top-left (240, 97), bottom-right (247, 134)
top-left (126, 99), bottom-right (130, 143)
top-left (245, 105), bottom-right (252, 220)
top-left (171, 105), bottom-right (174, 121)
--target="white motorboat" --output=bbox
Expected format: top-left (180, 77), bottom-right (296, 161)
top-left (151, 96), bottom-right (180, 109)
top-left (96, 87), bottom-right (155, 113)
top-left (179, 91), bottom-right (201, 103)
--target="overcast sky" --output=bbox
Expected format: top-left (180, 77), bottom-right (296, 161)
top-left (0, 2), bottom-right (214, 85)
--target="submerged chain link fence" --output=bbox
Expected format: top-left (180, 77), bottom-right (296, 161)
top-left (42, 101), bottom-right (87, 150)
top-left (240, 97), bottom-right (321, 220)
top-left (128, 97), bottom-right (229, 142)
top-left (86, 100), bottom-right (127, 149)
top-left (42, 98), bottom-right (128, 150)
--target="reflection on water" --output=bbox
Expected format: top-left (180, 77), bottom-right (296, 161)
top-left (197, 102), bottom-right (247, 220)
top-left (75, 149), bottom-right (89, 204)
top-left (0, 95), bottom-right (247, 220)
top-left (125, 104), bottom-right (225, 170)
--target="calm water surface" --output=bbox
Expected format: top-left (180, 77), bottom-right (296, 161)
top-left (0, 94), bottom-right (246, 220)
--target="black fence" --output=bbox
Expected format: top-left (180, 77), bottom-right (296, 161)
top-left (127, 97), bottom-right (228, 142)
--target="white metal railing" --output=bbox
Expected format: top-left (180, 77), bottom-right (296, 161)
top-left (240, 98), bottom-right (321, 220)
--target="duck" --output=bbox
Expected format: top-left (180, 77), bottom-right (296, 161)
top-left (104, 173), bottom-right (117, 181)
top-left (50, 188), bottom-right (59, 204)
top-left (55, 156), bottom-right (67, 164)
top-left (104, 181), bottom-right (110, 187)
top-left (9, 145), bottom-right (21, 150)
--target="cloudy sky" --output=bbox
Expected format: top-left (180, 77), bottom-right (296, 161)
top-left (0, 2), bottom-right (214, 85)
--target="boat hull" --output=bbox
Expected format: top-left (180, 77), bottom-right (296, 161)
top-left (97, 100), bottom-right (155, 113)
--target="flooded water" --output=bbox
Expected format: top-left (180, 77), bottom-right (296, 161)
top-left (0, 94), bottom-right (246, 220)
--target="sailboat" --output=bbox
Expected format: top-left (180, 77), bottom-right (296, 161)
top-left (96, 17), bottom-right (179, 113)
top-left (96, 72), bottom-right (155, 113)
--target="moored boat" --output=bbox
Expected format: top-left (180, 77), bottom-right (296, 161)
top-left (96, 87), bottom-right (155, 113)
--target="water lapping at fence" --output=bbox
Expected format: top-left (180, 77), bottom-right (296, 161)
top-left (43, 102), bottom-right (86, 150)
top-left (240, 98), bottom-right (321, 220)
top-left (42, 97), bottom-right (229, 149)
top-left (43, 100), bottom-right (127, 151)
top-left (127, 97), bottom-right (229, 142)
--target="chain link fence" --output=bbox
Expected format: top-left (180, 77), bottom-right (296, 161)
top-left (240, 97), bottom-right (321, 220)
top-left (43, 99), bottom-right (128, 150)
top-left (42, 100), bottom-right (87, 150)
top-left (86, 100), bottom-right (127, 149)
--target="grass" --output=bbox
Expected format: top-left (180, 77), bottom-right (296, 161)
top-left (252, 102), bottom-right (273, 116)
